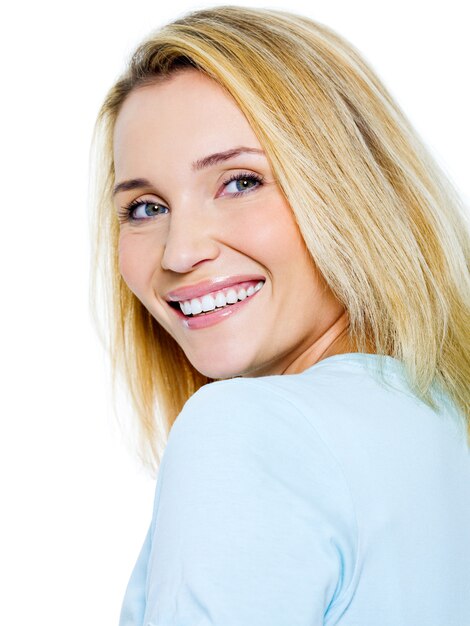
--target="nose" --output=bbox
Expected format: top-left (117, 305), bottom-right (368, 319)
top-left (160, 207), bottom-right (220, 273)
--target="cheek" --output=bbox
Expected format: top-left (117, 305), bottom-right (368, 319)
top-left (232, 196), bottom-right (307, 269)
top-left (118, 232), bottom-right (160, 297)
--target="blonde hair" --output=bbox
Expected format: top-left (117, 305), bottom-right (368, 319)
top-left (90, 5), bottom-right (470, 472)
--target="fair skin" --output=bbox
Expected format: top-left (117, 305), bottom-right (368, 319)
top-left (113, 69), bottom-right (361, 380)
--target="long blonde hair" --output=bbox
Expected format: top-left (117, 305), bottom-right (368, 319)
top-left (90, 5), bottom-right (470, 472)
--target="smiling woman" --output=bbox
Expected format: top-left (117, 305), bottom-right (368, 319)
top-left (89, 5), bottom-right (470, 626)
top-left (111, 70), bottom-right (351, 376)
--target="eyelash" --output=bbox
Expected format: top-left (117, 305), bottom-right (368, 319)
top-left (117, 171), bottom-right (265, 223)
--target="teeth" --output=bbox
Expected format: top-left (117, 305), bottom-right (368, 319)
top-left (178, 280), bottom-right (264, 316)
top-left (190, 298), bottom-right (203, 315)
top-left (181, 301), bottom-right (192, 315)
top-left (214, 292), bottom-right (226, 308)
top-left (201, 294), bottom-right (216, 312)
top-left (225, 288), bottom-right (238, 304)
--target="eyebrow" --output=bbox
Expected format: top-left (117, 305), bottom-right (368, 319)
top-left (191, 146), bottom-right (265, 171)
top-left (112, 146), bottom-right (265, 196)
top-left (112, 178), bottom-right (152, 196)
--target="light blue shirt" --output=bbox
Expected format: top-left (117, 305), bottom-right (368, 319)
top-left (119, 353), bottom-right (470, 625)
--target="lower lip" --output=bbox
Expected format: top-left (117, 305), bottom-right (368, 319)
top-left (168, 285), bottom-right (264, 330)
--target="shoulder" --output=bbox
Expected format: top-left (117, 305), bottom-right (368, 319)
top-left (172, 376), bottom-right (309, 438)
top-left (146, 376), bottom-right (360, 623)
top-left (163, 376), bottom-right (357, 529)
top-left (163, 362), bottom-right (458, 503)
top-left (165, 373), bottom-right (367, 482)
top-left (167, 368), bottom-right (375, 471)
top-left (168, 376), bottom-right (327, 465)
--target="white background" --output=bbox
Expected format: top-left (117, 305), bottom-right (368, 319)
top-left (0, 0), bottom-right (468, 624)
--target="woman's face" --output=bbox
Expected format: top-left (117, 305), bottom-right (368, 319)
top-left (113, 69), bottom-right (350, 379)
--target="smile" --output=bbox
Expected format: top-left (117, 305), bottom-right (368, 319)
top-left (168, 280), bottom-right (265, 329)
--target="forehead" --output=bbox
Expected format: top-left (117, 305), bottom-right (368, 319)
top-left (113, 70), bottom-right (261, 174)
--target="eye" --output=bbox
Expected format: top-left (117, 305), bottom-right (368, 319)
top-left (221, 172), bottom-right (264, 197)
top-left (118, 199), bottom-right (169, 223)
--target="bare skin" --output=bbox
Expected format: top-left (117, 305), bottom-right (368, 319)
top-left (113, 69), bottom-right (371, 379)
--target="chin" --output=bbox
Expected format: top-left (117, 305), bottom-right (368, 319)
top-left (189, 357), bottom-right (249, 381)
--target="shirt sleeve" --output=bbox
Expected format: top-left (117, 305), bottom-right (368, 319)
top-left (119, 525), bottom-right (152, 626)
top-left (142, 378), bottom-right (358, 626)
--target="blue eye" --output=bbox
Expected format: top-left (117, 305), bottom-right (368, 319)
top-left (223, 172), bottom-right (264, 197)
top-left (118, 200), bottom-right (168, 223)
top-left (117, 172), bottom-right (264, 224)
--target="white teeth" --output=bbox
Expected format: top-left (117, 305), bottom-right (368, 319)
top-left (214, 292), bottom-right (227, 308)
top-left (201, 294), bottom-right (216, 312)
top-left (225, 288), bottom-right (238, 304)
top-left (178, 280), bottom-right (265, 316)
top-left (190, 298), bottom-right (203, 314)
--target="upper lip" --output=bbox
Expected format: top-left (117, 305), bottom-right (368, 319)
top-left (165, 274), bottom-right (266, 302)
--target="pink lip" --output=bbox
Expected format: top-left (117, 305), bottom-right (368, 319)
top-left (165, 274), bottom-right (266, 302)
top-left (169, 282), bottom-right (264, 330)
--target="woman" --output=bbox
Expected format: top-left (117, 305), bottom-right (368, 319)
top-left (90, 6), bottom-right (470, 625)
